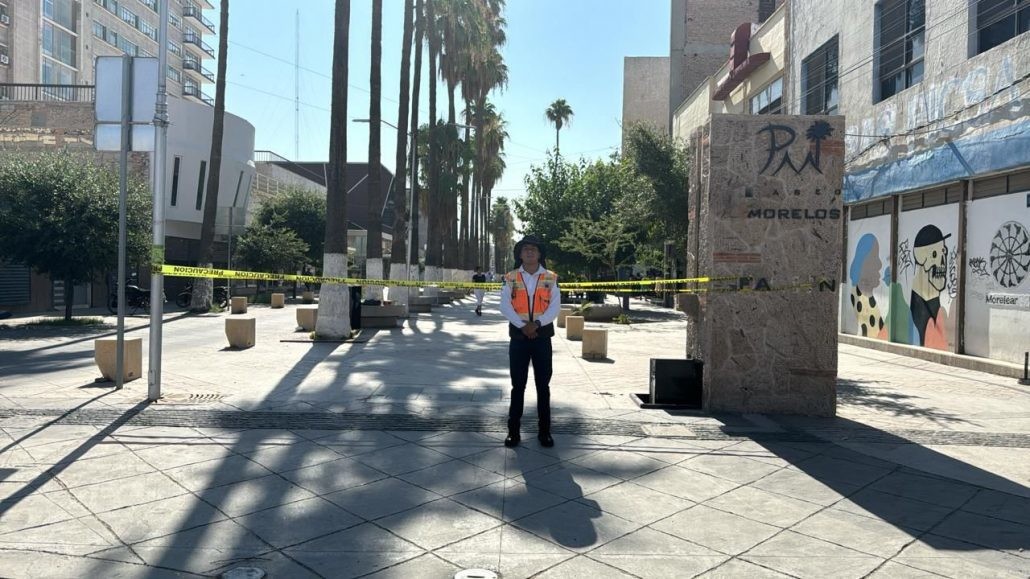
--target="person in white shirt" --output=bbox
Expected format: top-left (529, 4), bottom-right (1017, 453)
top-left (472, 266), bottom-right (487, 316)
top-left (499, 235), bottom-right (561, 448)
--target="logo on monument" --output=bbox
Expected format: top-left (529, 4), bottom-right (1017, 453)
top-left (758, 121), bottom-right (834, 176)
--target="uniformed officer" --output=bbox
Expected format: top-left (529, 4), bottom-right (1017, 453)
top-left (499, 235), bottom-right (561, 447)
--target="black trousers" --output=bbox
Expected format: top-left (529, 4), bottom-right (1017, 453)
top-left (508, 335), bottom-right (552, 430)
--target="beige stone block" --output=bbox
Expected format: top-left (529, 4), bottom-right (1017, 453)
top-left (582, 328), bottom-right (608, 359)
top-left (94, 337), bottom-right (143, 383)
top-left (225, 317), bottom-right (256, 349)
top-left (270, 293), bottom-right (285, 308)
top-left (230, 296), bottom-right (248, 314)
top-left (302, 291), bottom-right (315, 304)
top-left (566, 316), bottom-right (584, 340)
top-left (557, 309), bottom-right (572, 328)
top-left (296, 306), bottom-right (318, 331)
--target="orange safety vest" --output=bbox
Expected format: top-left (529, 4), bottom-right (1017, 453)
top-left (505, 269), bottom-right (558, 322)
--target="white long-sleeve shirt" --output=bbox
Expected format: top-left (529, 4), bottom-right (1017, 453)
top-left (499, 266), bottom-right (562, 329)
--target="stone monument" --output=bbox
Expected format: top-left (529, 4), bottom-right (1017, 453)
top-left (684, 114), bottom-right (844, 416)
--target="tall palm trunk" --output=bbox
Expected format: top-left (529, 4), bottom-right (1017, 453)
top-left (190, 0), bottom-right (229, 311)
top-left (316, 0), bottom-right (352, 339)
top-left (408, 0), bottom-right (423, 266)
top-left (443, 81), bottom-right (459, 270)
top-left (425, 0), bottom-right (442, 271)
top-left (390, 0), bottom-right (414, 268)
top-left (366, 0), bottom-right (383, 295)
top-left (460, 102), bottom-right (472, 269)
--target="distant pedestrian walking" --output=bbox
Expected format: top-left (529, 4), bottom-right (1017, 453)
top-left (500, 235), bottom-right (560, 448)
top-left (473, 266), bottom-right (486, 316)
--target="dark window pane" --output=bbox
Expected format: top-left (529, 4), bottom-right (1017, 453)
top-left (171, 157), bottom-right (181, 206)
top-left (195, 161), bottom-right (207, 211)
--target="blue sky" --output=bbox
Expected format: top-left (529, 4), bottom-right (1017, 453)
top-left (219, 0), bottom-right (668, 205)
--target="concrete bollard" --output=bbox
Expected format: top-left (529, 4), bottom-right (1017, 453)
top-left (94, 336), bottom-right (143, 382)
top-left (225, 317), bottom-right (256, 349)
top-left (296, 305), bottom-right (318, 331)
top-left (566, 316), bottom-right (585, 341)
top-left (230, 296), bottom-right (248, 314)
top-left (302, 291), bottom-right (315, 304)
top-left (270, 293), bottom-right (285, 308)
top-left (557, 308), bottom-right (573, 329)
top-left (582, 328), bottom-right (608, 359)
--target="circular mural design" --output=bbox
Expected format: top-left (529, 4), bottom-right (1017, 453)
top-left (989, 221), bottom-right (1030, 288)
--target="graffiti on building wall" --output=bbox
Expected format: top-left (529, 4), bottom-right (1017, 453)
top-left (990, 221), bottom-right (1030, 288)
top-left (891, 224), bottom-right (956, 350)
top-left (849, 233), bottom-right (887, 339)
top-left (968, 256), bottom-right (991, 279)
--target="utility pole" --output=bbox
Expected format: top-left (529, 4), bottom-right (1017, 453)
top-left (148, 0), bottom-right (170, 402)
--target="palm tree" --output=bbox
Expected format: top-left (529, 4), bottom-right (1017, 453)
top-left (545, 98), bottom-right (573, 155)
top-left (390, 0), bottom-right (415, 285)
top-left (366, 0), bottom-right (383, 288)
top-left (190, 0), bottom-right (229, 311)
top-left (490, 196), bottom-right (514, 273)
top-left (316, 0), bottom-right (352, 339)
top-left (408, 0), bottom-right (424, 267)
top-left (424, 0), bottom-right (443, 281)
top-left (473, 101), bottom-right (507, 267)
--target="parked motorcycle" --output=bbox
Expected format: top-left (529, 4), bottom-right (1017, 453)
top-left (175, 282), bottom-right (230, 309)
top-left (107, 283), bottom-right (161, 315)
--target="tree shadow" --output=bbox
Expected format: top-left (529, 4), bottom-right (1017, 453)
top-left (837, 378), bottom-right (975, 426)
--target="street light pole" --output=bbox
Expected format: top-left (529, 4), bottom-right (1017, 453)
top-left (148, 0), bottom-right (169, 402)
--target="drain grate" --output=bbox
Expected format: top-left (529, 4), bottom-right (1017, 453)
top-left (157, 393), bottom-right (226, 404)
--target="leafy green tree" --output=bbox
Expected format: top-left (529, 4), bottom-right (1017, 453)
top-left (558, 213), bottom-right (635, 279)
top-left (0, 152), bottom-right (151, 320)
top-left (623, 123), bottom-right (691, 251)
top-left (256, 187), bottom-right (326, 266)
top-left (235, 224), bottom-right (309, 276)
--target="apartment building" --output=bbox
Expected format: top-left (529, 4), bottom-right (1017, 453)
top-left (0, 0), bottom-right (215, 105)
top-left (784, 0), bottom-right (1029, 365)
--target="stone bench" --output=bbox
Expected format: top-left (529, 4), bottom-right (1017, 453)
top-left (296, 305), bottom-right (318, 331)
top-left (94, 336), bottom-right (143, 383)
top-left (301, 291), bottom-right (315, 304)
top-left (270, 293), bottom-right (285, 308)
top-left (581, 304), bottom-right (623, 322)
top-left (582, 328), bottom-right (608, 359)
top-left (225, 317), bottom-right (256, 349)
top-left (361, 304), bottom-right (407, 329)
top-left (230, 296), bottom-right (248, 314)
top-left (409, 296), bottom-right (434, 313)
top-left (565, 316), bottom-right (585, 341)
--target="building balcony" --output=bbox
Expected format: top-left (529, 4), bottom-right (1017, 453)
top-left (0, 83), bottom-right (95, 102)
top-left (182, 84), bottom-right (213, 106)
top-left (182, 4), bottom-right (216, 34)
top-left (182, 33), bottom-right (215, 58)
top-left (183, 59), bottom-right (215, 83)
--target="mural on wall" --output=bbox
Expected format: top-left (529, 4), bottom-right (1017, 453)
top-left (892, 204), bottom-right (959, 351)
top-left (908, 225), bottom-right (951, 349)
top-left (964, 192), bottom-right (1029, 364)
top-left (990, 221), bottom-right (1030, 288)
top-left (849, 233), bottom-right (888, 339)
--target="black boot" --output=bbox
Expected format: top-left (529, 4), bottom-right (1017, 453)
top-left (504, 420), bottom-right (520, 448)
top-left (538, 421), bottom-right (554, 448)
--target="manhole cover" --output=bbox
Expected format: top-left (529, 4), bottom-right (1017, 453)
top-left (455, 570), bottom-right (498, 579)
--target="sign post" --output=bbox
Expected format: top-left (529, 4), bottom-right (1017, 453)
top-left (95, 56), bottom-right (157, 391)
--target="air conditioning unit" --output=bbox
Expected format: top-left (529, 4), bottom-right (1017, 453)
top-left (0, 14), bottom-right (10, 26)
top-left (0, 55), bottom-right (9, 66)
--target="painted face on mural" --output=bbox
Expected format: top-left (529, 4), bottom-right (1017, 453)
top-left (913, 225), bottom-right (950, 298)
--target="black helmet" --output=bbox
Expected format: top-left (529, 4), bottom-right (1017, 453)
top-left (513, 234), bottom-right (547, 268)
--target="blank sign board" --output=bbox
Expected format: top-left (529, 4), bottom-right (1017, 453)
top-left (94, 56), bottom-right (158, 152)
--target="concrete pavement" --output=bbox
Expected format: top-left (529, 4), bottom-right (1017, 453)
top-left (1, 295), bottom-right (1028, 578)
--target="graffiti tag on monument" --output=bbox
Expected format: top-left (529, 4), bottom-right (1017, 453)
top-left (758, 121), bottom-right (835, 176)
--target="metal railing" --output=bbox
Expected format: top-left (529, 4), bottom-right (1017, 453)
top-left (182, 4), bottom-right (216, 33)
top-left (0, 83), bottom-right (95, 102)
top-left (182, 33), bottom-right (215, 58)
top-left (183, 59), bottom-right (215, 82)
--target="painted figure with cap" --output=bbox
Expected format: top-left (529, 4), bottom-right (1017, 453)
top-left (499, 235), bottom-right (561, 447)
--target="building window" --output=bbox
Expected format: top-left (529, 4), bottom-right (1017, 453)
top-left (43, 0), bottom-right (77, 31)
top-left (168, 41), bottom-right (182, 56)
top-left (0, 4), bottom-right (10, 27)
top-left (758, 0), bottom-right (776, 22)
top-left (801, 35), bottom-right (839, 114)
top-left (140, 0), bottom-right (157, 12)
top-left (167, 65), bottom-right (180, 83)
top-left (877, 0), bottom-right (925, 102)
top-left (118, 36), bottom-right (138, 56)
top-left (170, 13), bottom-right (181, 28)
top-left (43, 22), bottom-right (78, 67)
top-left (750, 77), bottom-right (783, 115)
top-left (977, 0), bottom-right (1030, 53)
top-left (195, 160), bottom-right (207, 210)
top-left (0, 44), bottom-right (8, 67)
top-left (139, 19), bottom-right (157, 40)
top-left (171, 156), bottom-right (181, 206)
top-left (41, 59), bottom-right (76, 84)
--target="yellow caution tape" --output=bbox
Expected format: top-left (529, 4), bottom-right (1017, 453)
top-left (157, 265), bottom-right (832, 295)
